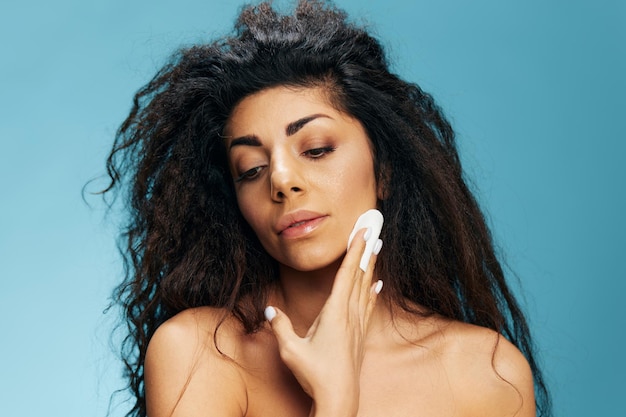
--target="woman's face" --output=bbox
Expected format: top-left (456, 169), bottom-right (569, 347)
top-left (224, 86), bottom-right (379, 272)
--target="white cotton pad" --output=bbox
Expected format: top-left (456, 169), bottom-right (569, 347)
top-left (347, 209), bottom-right (384, 271)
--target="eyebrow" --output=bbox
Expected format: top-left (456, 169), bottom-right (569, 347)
top-left (229, 135), bottom-right (261, 149)
top-left (228, 113), bottom-right (330, 150)
top-left (286, 113), bottom-right (329, 136)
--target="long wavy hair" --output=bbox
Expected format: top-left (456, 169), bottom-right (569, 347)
top-left (104, 1), bottom-right (551, 416)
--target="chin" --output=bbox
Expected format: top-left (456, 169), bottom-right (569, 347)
top-left (280, 252), bottom-right (344, 273)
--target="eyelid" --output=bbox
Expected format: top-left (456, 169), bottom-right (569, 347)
top-left (235, 165), bottom-right (265, 182)
top-left (230, 145), bottom-right (266, 183)
top-left (303, 145), bottom-right (336, 158)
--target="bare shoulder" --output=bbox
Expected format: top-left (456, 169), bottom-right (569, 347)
top-left (145, 307), bottom-right (248, 417)
top-left (437, 320), bottom-right (536, 417)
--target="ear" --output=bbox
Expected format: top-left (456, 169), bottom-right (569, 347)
top-left (376, 164), bottom-right (391, 201)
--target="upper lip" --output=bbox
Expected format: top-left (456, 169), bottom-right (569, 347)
top-left (275, 210), bottom-right (327, 234)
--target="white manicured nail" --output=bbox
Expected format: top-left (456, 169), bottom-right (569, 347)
top-left (373, 239), bottom-right (383, 255)
top-left (264, 306), bottom-right (276, 322)
top-left (374, 280), bottom-right (383, 294)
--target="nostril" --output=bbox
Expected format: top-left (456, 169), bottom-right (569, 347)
top-left (272, 185), bottom-right (303, 201)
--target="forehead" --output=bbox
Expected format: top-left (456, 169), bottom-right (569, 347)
top-left (224, 86), bottom-right (349, 136)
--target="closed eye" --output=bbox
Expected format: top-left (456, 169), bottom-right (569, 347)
top-left (235, 166), bottom-right (265, 182)
top-left (303, 146), bottom-right (336, 158)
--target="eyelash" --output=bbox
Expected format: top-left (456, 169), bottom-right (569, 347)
top-left (235, 146), bottom-right (336, 183)
top-left (235, 166), bottom-right (264, 183)
top-left (304, 146), bottom-right (336, 158)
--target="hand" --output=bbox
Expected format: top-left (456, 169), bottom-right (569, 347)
top-left (264, 228), bottom-right (383, 417)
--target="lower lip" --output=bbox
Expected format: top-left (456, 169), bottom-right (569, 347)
top-left (280, 216), bottom-right (327, 239)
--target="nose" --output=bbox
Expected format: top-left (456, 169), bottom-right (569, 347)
top-left (270, 152), bottom-right (305, 202)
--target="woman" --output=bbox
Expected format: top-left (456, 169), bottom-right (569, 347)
top-left (105, 1), bottom-right (551, 416)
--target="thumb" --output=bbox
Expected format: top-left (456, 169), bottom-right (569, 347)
top-left (264, 306), bottom-right (299, 351)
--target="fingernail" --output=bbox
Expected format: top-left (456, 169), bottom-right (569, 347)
top-left (374, 280), bottom-right (383, 294)
top-left (363, 227), bottom-right (372, 241)
top-left (264, 306), bottom-right (276, 322)
top-left (373, 239), bottom-right (383, 255)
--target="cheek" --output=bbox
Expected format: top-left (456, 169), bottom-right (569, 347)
top-left (331, 153), bottom-right (378, 203)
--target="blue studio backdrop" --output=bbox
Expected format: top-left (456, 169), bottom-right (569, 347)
top-left (0, 0), bottom-right (624, 416)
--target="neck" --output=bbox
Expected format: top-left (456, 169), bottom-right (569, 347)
top-left (271, 259), bottom-right (340, 336)
top-left (271, 259), bottom-right (394, 338)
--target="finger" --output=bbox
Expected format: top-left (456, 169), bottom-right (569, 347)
top-left (358, 238), bottom-right (383, 312)
top-left (363, 238), bottom-right (382, 281)
top-left (373, 279), bottom-right (384, 295)
top-left (265, 306), bottom-right (299, 361)
top-left (358, 239), bottom-right (382, 317)
top-left (363, 279), bottom-right (384, 325)
top-left (330, 227), bottom-right (369, 302)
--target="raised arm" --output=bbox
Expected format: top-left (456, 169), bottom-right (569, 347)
top-left (265, 227), bottom-right (383, 417)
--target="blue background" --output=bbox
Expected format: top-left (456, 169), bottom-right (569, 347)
top-left (1, 0), bottom-right (624, 416)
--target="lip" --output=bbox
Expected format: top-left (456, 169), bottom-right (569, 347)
top-left (276, 210), bottom-right (328, 238)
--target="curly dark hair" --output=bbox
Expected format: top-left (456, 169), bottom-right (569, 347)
top-left (103, 1), bottom-right (551, 416)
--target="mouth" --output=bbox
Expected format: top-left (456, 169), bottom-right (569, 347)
top-left (276, 211), bottom-right (328, 238)
top-left (287, 220), bottom-right (309, 229)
